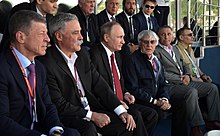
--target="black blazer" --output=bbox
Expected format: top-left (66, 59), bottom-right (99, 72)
top-left (90, 44), bottom-right (126, 94)
top-left (97, 9), bottom-right (112, 31)
top-left (116, 11), bottom-right (138, 44)
top-left (123, 49), bottom-right (170, 103)
top-left (39, 45), bottom-right (122, 119)
top-left (133, 11), bottom-right (159, 34)
top-left (0, 49), bottom-right (62, 136)
top-left (68, 5), bottom-right (100, 48)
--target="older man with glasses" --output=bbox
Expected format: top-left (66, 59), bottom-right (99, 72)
top-left (123, 30), bottom-right (189, 136)
top-left (133, 0), bottom-right (159, 36)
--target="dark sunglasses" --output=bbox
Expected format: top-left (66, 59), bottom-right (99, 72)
top-left (184, 33), bottom-right (194, 37)
top-left (141, 40), bottom-right (157, 45)
top-left (145, 4), bottom-right (155, 9)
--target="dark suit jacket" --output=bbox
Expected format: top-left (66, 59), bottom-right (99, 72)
top-left (116, 12), bottom-right (138, 44)
top-left (133, 11), bottom-right (159, 34)
top-left (0, 2), bottom-right (53, 52)
top-left (97, 9), bottom-right (112, 31)
top-left (0, 48), bottom-right (62, 136)
top-left (123, 49), bottom-right (169, 103)
top-left (39, 45), bottom-right (122, 120)
top-left (154, 45), bottom-right (191, 84)
top-left (90, 44), bottom-right (126, 94)
top-left (68, 5), bottom-right (100, 48)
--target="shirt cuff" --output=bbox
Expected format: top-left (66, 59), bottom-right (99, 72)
top-left (161, 97), bottom-right (169, 102)
top-left (49, 126), bottom-right (64, 135)
top-left (114, 105), bottom-right (127, 116)
top-left (84, 110), bottom-right (93, 121)
top-left (149, 97), bottom-right (153, 103)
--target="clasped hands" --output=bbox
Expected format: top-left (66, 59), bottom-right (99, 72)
top-left (91, 111), bottom-right (136, 131)
top-left (155, 98), bottom-right (171, 110)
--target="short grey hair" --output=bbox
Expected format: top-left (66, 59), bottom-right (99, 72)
top-left (49, 13), bottom-right (78, 45)
top-left (137, 30), bottom-right (159, 45)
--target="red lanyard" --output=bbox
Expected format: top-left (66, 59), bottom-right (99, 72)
top-left (10, 46), bottom-right (36, 100)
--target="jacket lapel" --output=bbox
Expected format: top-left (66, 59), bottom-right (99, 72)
top-left (8, 50), bottom-right (28, 96)
top-left (99, 46), bottom-right (114, 87)
top-left (7, 50), bottom-right (31, 111)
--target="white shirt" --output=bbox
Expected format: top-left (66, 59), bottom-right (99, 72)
top-left (56, 45), bottom-right (126, 118)
top-left (55, 45), bottom-right (92, 120)
top-left (106, 10), bottom-right (116, 22)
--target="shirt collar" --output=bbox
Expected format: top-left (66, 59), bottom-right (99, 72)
top-left (101, 42), bottom-right (113, 59)
top-left (55, 44), bottom-right (78, 64)
top-left (36, 5), bottom-right (46, 17)
top-left (106, 10), bottom-right (115, 21)
top-left (149, 54), bottom-right (158, 62)
top-left (124, 11), bottom-right (132, 21)
top-left (13, 47), bottom-right (33, 69)
top-left (143, 11), bottom-right (150, 18)
top-left (158, 43), bottom-right (173, 50)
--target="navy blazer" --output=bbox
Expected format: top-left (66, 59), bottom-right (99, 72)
top-left (123, 49), bottom-right (169, 103)
top-left (133, 11), bottom-right (159, 34)
top-left (68, 5), bottom-right (100, 48)
top-left (0, 49), bottom-right (62, 136)
top-left (39, 45), bottom-right (122, 119)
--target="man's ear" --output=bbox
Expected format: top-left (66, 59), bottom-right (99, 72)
top-left (36, 0), bottom-right (44, 4)
top-left (179, 35), bottom-right (184, 41)
top-left (103, 34), bottom-right (109, 42)
top-left (16, 31), bottom-right (26, 44)
top-left (55, 31), bottom-right (62, 42)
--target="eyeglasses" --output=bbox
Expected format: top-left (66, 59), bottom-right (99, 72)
top-left (144, 4), bottom-right (155, 9)
top-left (140, 39), bottom-right (157, 45)
top-left (183, 33), bottom-right (194, 37)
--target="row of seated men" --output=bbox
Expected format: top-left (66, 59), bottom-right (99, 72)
top-left (0, 0), bottom-right (160, 53)
top-left (0, 0), bottom-right (220, 136)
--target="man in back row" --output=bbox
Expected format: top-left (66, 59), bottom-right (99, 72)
top-left (39, 13), bottom-right (147, 136)
top-left (0, 0), bottom-right (58, 52)
top-left (0, 10), bottom-right (79, 136)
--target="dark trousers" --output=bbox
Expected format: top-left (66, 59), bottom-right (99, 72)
top-left (154, 6), bottom-right (170, 27)
top-left (128, 104), bottom-right (158, 135)
top-left (61, 111), bottom-right (134, 136)
top-left (136, 97), bottom-right (188, 136)
top-left (63, 127), bottom-right (81, 136)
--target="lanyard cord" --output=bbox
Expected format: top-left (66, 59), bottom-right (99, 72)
top-left (10, 46), bottom-right (36, 99)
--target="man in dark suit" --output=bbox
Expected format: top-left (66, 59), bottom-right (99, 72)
top-left (0, 0), bottom-right (58, 52)
top-left (123, 30), bottom-right (189, 136)
top-left (133, 0), bottom-right (159, 34)
top-left (0, 10), bottom-right (79, 136)
top-left (68, 0), bottom-right (99, 49)
top-left (90, 21), bottom-right (158, 135)
top-left (39, 13), bottom-right (138, 136)
top-left (116, 0), bottom-right (139, 60)
top-left (155, 26), bottom-right (220, 136)
top-left (97, 0), bottom-right (120, 30)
